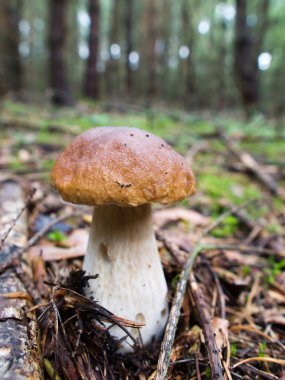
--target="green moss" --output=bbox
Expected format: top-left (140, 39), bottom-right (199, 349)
top-left (205, 367), bottom-right (211, 379)
top-left (258, 341), bottom-right (267, 357)
top-left (241, 140), bottom-right (285, 161)
top-left (210, 215), bottom-right (239, 238)
top-left (8, 159), bottom-right (25, 171)
top-left (41, 159), bottom-right (55, 170)
top-left (241, 265), bottom-right (251, 277)
top-left (266, 223), bottom-right (283, 234)
top-left (231, 343), bottom-right (237, 356)
top-left (47, 230), bottom-right (67, 243)
top-left (198, 172), bottom-right (262, 206)
top-left (264, 256), bottom-right (285, 284)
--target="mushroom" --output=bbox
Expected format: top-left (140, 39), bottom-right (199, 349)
top-left (51, 127), bottom-right (196, 351)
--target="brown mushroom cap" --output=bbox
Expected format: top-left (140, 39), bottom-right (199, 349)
top-left (51, 127), bottom-right (196, 207)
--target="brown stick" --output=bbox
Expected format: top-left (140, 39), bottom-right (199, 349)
top-left (201, 257), bottom-right (226, 320)
top-left (189, 273), bottom-right (224, 380)
top-left (155, 244), bottom-right (203, 380)
top-left (220, 132), bottom-right (285, 200)
top-left (0, 180), bottom-right (43, 379)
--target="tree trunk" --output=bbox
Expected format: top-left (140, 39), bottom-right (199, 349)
top-left (48, 0), bottom-right (73, 106)
top-left (107, 0), bottom-right (124, 98)
top-left (125, 0), bottom-right (134, 95)
top-left (234, 0), bottom-right (259, 111)
top-left (234, 0), bottom-right (270, 114)
top-left (142, 0), bottom-right (158, 107)
top-left (84, 0), bottom-right (100, 99)
top-left (0, 1), bottom-right (22, 96)
top-left (181, 0), bottom-right (197, 108)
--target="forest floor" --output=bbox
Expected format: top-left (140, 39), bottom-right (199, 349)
top-left (0, 99), bottom-right (285, 379)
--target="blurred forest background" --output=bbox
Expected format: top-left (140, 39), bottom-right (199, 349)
top-left (0, 0), bottom-right (284, 115)
top-left (1, 1), bottom-right (285, 379)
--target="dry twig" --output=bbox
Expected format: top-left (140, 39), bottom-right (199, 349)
top-left (155, 244), bottom-right (204, 380)
top-left (189, 273), bottom-right (224, 379)
top-left (219, 131), bottom-right (285, 200)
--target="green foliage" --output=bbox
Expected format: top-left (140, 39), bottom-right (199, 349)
top-left (266, 222), bottom-right (283, 234)
top-left (198, 172), bottom-right (262, 206)
top-left (258, 341), bottom-right (267, 357)
top-left (171, 274), bottom-right (180, 290)
top-left (8, 158), bottom-right (25, 171)
top-left (231, 343), bottom-right (237, 356)
top-left (179, 198), bottom-right (189, 208)
top-left (241, 265), bottom-right (251, 277)
top-left (264, 256), bottom-right (285, 284)
top-left (41, 159), bottom-right (55, 170)
top-left (205, 367), bottom-right (211, 379)
top-left (36, 129), bottom-right (52, 144)
top-left (47, 230), bottom-right (67, 243)
top-left (210, 215), bottom-right (239, 238)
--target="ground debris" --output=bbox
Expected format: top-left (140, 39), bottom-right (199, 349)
top-left (38, 270), bottom-right (157, 380)
top-left (1, 106), bottom-right (285, 379)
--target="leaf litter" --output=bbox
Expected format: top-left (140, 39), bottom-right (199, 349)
top-left (1, 105), bottom-right (285, 379)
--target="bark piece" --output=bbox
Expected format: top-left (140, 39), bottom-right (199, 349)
top-left (0, 180), bottom-right (43, 380)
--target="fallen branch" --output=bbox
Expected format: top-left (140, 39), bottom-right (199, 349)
top-left (201, 257), bottom-right (226, 320)
top-left (0, 179), bottom-right (43, 379)
top-left (155, 244), bottom-right (203, 380)
top-left (189, 273), bottom-right (224, 379)
top-left (220, 132), bottom-right (285, 200)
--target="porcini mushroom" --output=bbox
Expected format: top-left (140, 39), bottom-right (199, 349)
top-left (51, 127), bottom-right (195, 351)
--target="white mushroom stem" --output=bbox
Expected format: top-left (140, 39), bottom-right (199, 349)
top-left (83, 203), bottom-right (169, 351)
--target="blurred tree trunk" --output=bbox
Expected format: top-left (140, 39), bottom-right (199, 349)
top-left (234, 0), bottom-right (269, 113)
top-left (234, 0), bottom-right (258, 110)
top-left (107, 0), bottom-right (124, 98)
top-left (0, 1), bottom-right (22, 96)
top-left (48, 0), bottom-right (73, 106)
top-left (125, 0), bottom-right (133, 95)
top-left (181, 0), bottom-right (197, 108)
top-left (217, 18), bottom-right (227, 108)
top-left (158, 0), bottom-right (171, 102)
top-left (142, 0), bottom-right (158, 107)
top-left (84, 0), bottom-right (100, 99)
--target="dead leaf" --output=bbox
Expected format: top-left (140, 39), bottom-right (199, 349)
top-left (211, 317), bottom-right (229, 352)
top-left (223, 250), bottom-right (263, 266)
top-left (153, 208), bottom-right (210, 229)
top-left (268, 290), bottom-right (285, 304)
top-left (171, 325), bottom-right (202, 361)
top-left (28, 229), bottom-right (88, 261)
top-left (263, 309), bottom-right (285, 326)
